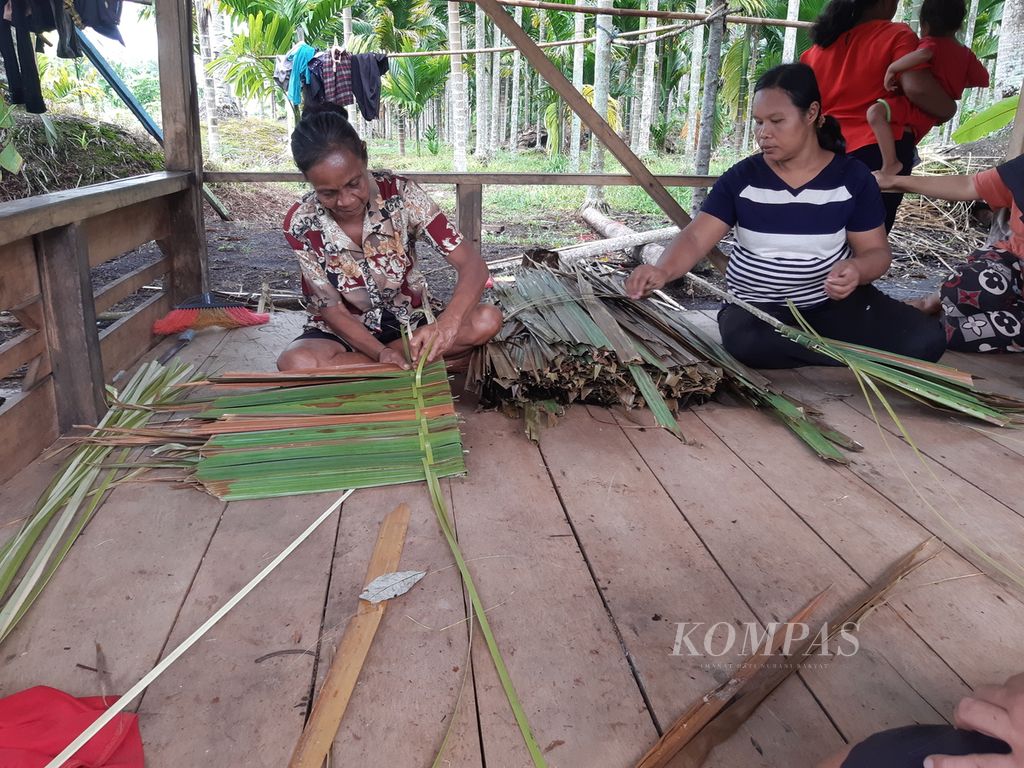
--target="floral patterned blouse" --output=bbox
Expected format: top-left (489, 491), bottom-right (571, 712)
top-left (283, 171), bottom-right (464, 335)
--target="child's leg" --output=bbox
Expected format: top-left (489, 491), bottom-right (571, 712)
top-left (867, 100), bottom-right (903, 177)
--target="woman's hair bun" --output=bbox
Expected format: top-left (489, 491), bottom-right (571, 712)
top-left (301, 102), bottom-right (349, 121)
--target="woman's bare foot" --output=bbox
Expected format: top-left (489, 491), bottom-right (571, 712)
top-left (908, 292), bottom-right (941, 315)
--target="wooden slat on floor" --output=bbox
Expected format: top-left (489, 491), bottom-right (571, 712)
top-left (451, 410), bottom-right (657, 767)
top-left (319, 483), bottom-right (484, 767)
top-left (535, 407), bottom-right (847, 767)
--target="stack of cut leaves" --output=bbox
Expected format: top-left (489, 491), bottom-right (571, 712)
top-left (468, 266), bottom-right (723, 438)
top-left (469, 264), bottom-right (864, 457)
top-left (88, 361), bottom-right (467, 502)
top-left (0, 360), bottom-right (201, 644)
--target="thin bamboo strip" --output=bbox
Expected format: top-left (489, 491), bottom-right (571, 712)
top-left (43, 491), bottom-right (354, 768)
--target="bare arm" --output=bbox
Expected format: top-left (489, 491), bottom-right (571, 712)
top-left (900, 68), bottom-right (957, 121)
top-left (874, 172), bottom-right (980, 200)
top-left (625, 213), bottom-right (731, 298)
top-left (884, 48), bottom-right (933, 91)
top-left (409, 239), bottom-right (489, 362)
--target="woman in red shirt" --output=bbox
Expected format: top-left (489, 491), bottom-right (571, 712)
top-left (801, 0), bottom-right (956, 231)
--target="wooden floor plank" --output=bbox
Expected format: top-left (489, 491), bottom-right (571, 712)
top-left (693, 399), bottom-right (1024, 691)
top-left (318, 484), bottom-right (484, 767)
top-left (613, 406), bottom-right (973, 745)
top-left (787, 366), bottom-right (1024, 516)
top-left (0, 480), bottom-right (226, 699)
top-left (536, 406), bottom-right (846, 767)
top-left (757, 369), bottom-right (1024, 589)
top-left (450, 410), bottom-right (658, 767)
top-left (135, 490), bottom-right (343, 767)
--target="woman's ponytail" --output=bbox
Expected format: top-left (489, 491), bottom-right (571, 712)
top-left (816, 114), bottom-right (847, 154)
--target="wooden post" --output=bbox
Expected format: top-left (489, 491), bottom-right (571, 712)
top-left (474, 0), bottom-right (727, 272)
top-left (35, 223), bottom-right (106, 430)
top-left (456, 182), bottom-right (483, 253)
top-left (155, 0), bottom-right (208, 300)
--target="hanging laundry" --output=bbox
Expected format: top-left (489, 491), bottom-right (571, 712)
top-left (286, 42), bottom-right (317, 106)
top-left (316, 46), bottom-right (353, 107)
top-left (350, 52), bottom-right (388, 121)
top-left (0, 0), bottom-right (46, 113)
top-left (303, 53), bottom-right (324, 105)
top-left (0, 685), bottom-right (144, 767)
top-left (73, 0), bottom-right (124, 44)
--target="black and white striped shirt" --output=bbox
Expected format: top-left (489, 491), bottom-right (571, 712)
top-left (701, 154), bottom-right (885, 308)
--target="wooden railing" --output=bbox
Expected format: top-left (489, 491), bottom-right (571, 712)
top-left (0, 171), bottom-right (200, 483)
top-left (202, 170), bottom-right (719, 255)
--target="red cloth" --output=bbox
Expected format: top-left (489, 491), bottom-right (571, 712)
top-left (887, 37), bottom-right (989, 141)
top-left (801, 20), bottom-right (920, 153)
top-left (975, 166), bottom-right (1024, 260)
top-left (0, 686), bottom-right (143, 768)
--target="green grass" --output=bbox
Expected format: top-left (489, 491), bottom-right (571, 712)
top-left (206, 116), bottom-right (741, 227)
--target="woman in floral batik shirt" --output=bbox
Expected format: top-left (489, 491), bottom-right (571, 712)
top-left (277, 104), bottom-right (501, 371)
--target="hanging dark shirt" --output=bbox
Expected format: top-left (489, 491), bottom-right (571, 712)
top-left (350, 52), bottom-right (388, 121)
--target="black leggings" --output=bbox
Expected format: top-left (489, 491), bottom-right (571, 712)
top-left (718, 285), bottom-right (946, 369)
top-left (850, 132), bottom-right (916, 232)
top-left (842, 724), bottom-right (1010, 768)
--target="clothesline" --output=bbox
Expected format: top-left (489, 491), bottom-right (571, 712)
top-left (463, 0), bottom-right (815, 29)
top-left (255, 14), bottom-right (724, 63)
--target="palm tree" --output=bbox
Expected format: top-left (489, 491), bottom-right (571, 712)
top-left (474, 6), bottom-right (489, 158)
top-left (195, 0), bottom-right (221, 159)
top-left (569, 3), bottom-right (586, 169)
top-left (781, 0), bottom-right (800, 62)
top-left (380, 54), bottom-right (450, 154)
top-left (996, 0), bottom-right (1024, 96)
top-left (447, 0), bottom-right (468, 170)
top-left (635, 0), bottom-right (658, 156)
top-left (585, 0), bottom-right (613, 210)
top-left (685, 0), bottom-right (706, 159)
top-left (691, 0), bottom-right (726, 215)
top-left (510, 5), bottom-right (525, 149)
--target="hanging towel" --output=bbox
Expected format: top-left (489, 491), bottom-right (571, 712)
top-left (287, 42), bottom-right (317, 106)
top-left (0, 685), bottom-right (144, 767)
top-left (350, 52), bottom-right (388, 120)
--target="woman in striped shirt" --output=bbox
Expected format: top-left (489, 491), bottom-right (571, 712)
top-left (625, 63), bottom-right (945, 369)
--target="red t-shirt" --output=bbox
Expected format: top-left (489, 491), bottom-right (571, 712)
top-left (898, 37), bottom-right (990, 140)
top-left (802, 20), bottom-right (920, 152)
top-left (974, 166), bottom-right (1024, 260)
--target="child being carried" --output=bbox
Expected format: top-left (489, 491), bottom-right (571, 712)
top-left (866, 0), bottom-right (988, 177)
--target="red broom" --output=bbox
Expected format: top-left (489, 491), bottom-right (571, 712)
top-left (152, 293), bottom-right (270, 335)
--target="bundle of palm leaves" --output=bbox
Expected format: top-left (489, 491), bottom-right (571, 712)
top-left (469, 264), bottom-right (866, 457)
top-left (468, 266), bottom-right (723, 438)
top-left (87, 361), bottom-right (467, 501)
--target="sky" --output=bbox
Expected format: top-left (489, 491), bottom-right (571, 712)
top-left (82, 7), bottom-right (160, 65)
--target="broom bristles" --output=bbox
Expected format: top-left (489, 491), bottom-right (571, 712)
top-left (152, 306), bottom-right (270, 335)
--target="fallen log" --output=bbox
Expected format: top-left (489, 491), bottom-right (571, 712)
top-left (580, 207), bottom-right (670, 265)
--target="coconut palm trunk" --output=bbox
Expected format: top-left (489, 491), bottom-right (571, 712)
top-left (569, 5), bottom-right (585, 169)
top-left (636, 0), bottom-right (659, 156)
top-left (690, 0), bottom-right (726, 215)
top-left (782, 0), bottom-right (800, 62)
top-left (996, 0), bottom-right (1024, 96)
top-left (195, 0), bottom-right (220, 159)
top-left (448, 0), bottom-right (468, 171)
top-left (474, 7), bottom-right (489, 158)
top-left (685, 0), bottom-right (706, 159)
top-left (490, 24), bottom-right (502, 149)
top-left (584, 0), bottom-right (613, 210)
top-left (535, 10), bottom-right (546, 150)
top-left (741, 25), bottom-right (760, 152)
top-left (510, 5), bottom-right (524, 149)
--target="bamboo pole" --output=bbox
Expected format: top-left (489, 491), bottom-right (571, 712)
top-left (463, 0), bottom-right (814, 28)
top-left (288, 503), bottom-right (413, 768)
